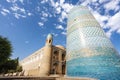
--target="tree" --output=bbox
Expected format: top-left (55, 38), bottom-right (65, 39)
top-left (0, 36), bottom-right (22, 74)
top-left (0, 57), bottom-right (21, 73)
top-left (0, 36), bottom-right (12, 66)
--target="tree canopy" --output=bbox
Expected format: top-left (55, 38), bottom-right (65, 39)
top-left (0, 36), bottom-right (12, 65)
top-left (0, 36), bottom-right (22, 73)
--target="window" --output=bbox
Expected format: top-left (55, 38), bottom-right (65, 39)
top-left (54, 51), bottom-right (58, 54)
top-left (49, 40), bottom-right (51, 43)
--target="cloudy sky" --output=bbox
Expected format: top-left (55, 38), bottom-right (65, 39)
top-left (0, 0), bottom-right (120, 60)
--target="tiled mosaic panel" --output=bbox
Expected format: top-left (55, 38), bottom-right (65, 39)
top-left (67, 27), bottom-right (113, 55)
top-left (67, 6), bottom-right (120, 80)
top-left (66, 47), bottom-right (120, 80)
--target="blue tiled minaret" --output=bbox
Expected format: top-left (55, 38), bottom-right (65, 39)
top-left (66, 6), bottom-right (120, 80)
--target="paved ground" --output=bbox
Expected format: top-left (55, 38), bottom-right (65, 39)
top-left (0, 76), bottom-right (55, 80)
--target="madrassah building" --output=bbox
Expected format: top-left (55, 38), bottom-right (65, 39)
top-left (20, 34), bottom-right (66, 76)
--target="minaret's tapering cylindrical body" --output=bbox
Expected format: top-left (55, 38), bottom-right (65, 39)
top-left (39, 34), bottom-right (53, 76)
top-left (66, 6), bottom-right (120, 80)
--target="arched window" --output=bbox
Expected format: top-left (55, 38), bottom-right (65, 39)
top-left (54, 51), bottom-right (58, 55)
top-left (49, 40), bottom-right (51, 43)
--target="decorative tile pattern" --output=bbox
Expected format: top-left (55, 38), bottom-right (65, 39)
top-left (66, 6), bottom-right (120, 80)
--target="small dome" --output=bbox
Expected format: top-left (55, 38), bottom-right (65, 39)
top-left (47, 34), bottom-right (53, 39)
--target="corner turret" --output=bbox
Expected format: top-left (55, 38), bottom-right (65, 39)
top-left (46, 34), bottom-right (53, 46)
top-left (39, 33), bottom-right (53, 76)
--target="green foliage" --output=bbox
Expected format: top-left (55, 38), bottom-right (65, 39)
top-left (0, 57), bottom-right (22, 73)
top-left (16, 65), bottom-right (22, 72)
top-left (0, 58), bottom-right (16, 73)
top-left (0, 36), bottom-right (12, 65)
top-left (0, 36), bottom-right (22, 73)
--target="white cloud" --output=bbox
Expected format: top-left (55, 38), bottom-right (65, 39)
top-left (20, 8), bottom-right (26, 14)
top-left (56, 25), bottom-right (64, 30)
top-left (58, 17), bottom-right (63, 23)
top-left (106, 11), bottom-right (120, 34)
top-left (40, 0), bottom-right (48, 4)
top-left (52, 33), bottom-right (58, 37)
top-left (14, 13), bottom-right (26, 19)
top-left (11, 4), bottom-right (26, 14)
top-left (117, 29), bottom-right (120, 33)
top-left (2, 8), bottom-right (10, 13)
top-left (61, 11), bottom-right (67, 20)
top-left (60, 0), bottom-right (65, 5)
top-left (92, 0), bottom-right (98, 2)
top-left (49, 0), bottom-right (73, 23)
top-left (104, 0), bottom-right (120, 12)
top-left (1, 11), bottom-right (7, 16)
top-left (6, 0), bottom-right (10, 2)
top-left (4, 0), bottom-right (34, 19)
top-left (59, 3), bottom-right (73, 23)
top-left (19, 0), bottom-right (24, 4)
top-left (92, 11), bottom-right (109, 28)
top-left (6, 0), bottom-right (17, 3)
top-left (56, 7), bottom-right (61, 14)
top-left (92, 10), bottom-right (120, 38)
top-left (11, 5), bottom-right (19, 11)
top-left (3, 0), bottom-right (120, 39)
top-left (81, 0), bottom-right (90, 6)
top-left (1, 8), bottom-right (10, 16)
top-left (28, 13), bottom-right (32, 16)
top-left (10, 4), bottom-right (28, 19)
top-left (106, 30), bottom-right (112, 38)
top-left (61, 31), bottom-right (66, 35)
top-left (42, 11), bottom-right (48, 17)
top-left (99, 0), bottom-right (109, 3)
top-left (38, 22), bottom-right (44, 27)
top-left (14, 13), bottom-right (19, 19)
top-left (41, 17), bottom-right (47, 22)
top-left (50, 0), bottom-right (58, 8)
top-left (61, 3), bottom-right (73, 13)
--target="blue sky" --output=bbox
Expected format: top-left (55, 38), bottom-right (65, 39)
top-left (0, 0), bottom-right (120, 60)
